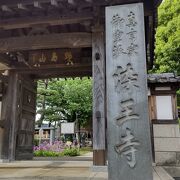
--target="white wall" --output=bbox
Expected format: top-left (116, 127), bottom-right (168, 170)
top-left (156, 96), bottom-right (173, 120)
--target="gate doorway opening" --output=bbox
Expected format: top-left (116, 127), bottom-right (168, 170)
top-left (0, 43), bottom-right (106, 165)
top-left (34, 77), bottom-right (93, 160)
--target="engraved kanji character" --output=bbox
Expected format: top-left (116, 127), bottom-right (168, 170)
top-left (32, 53), bottom-right (39, 67)
top-left (113, 63), bottom-right (139, 93)
top-left (112, 44), bottom-right (126, 59)
top-left (39, 53), bottom-right (46, 63)
top-left (126, 30), bottom-right (137, 41)
top-left (126, 11), bottom-right (137, 29)
top-left (51, 52), bottom-right (58, 62)
top-left (114, 128), bottom-right (140, 168)
top-left (65, 51), bottom-right (73, 65)
top-left (113, 29), bottom-right (124, 43)
top-left (111, 14), bottom-right (125, 29)
top-left (116, 99), bottom-right (139, 126)
top-left (126, 43), bottom-right (138, 56)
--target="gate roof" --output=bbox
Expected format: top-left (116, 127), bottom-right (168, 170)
top-left (0, 0), bottom-right (162, 78)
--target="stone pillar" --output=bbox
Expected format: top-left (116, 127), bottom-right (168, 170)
top-left (106, 3), bottom-right (153, 179)
top-left (92, 25), bottom-right (106, 166)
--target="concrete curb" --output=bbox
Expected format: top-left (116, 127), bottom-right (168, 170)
top-left (91, 166), bottom-right (108, 172)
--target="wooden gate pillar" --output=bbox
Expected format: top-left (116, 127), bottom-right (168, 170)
top-left (1, 70), bottom-right (20, 161)
top-left (0, 70), bottom-right (36, 161)
top-left (92, 25), bottom-right (106, 166)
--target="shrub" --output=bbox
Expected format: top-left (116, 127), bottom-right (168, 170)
top-left (33, 140), bottom-right (80, 157)
top-left (34, 141), bottom-right (64, 152)
top-left (62, 148), bottom-right (80, 156)
top-left (34, 150), bottom-right (63, 157)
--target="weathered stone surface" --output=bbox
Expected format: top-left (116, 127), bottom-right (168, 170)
top-left (153, 124), bottom-right (180, 138)
top-left (154, 125), bottom-right (180, 165)
top-left (106, 3), bottom-right (153, 180)
top-left (165, 166), bottom-right (180, 178)
top-left (154, 138), bottom-right (180, 152)
top-left (154, 167), bottom-right (174, 180)
top-left (155, 152), bottom-right (176, 165)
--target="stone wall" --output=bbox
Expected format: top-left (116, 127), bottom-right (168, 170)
top-left (153, 124), bottom-right (180, 165)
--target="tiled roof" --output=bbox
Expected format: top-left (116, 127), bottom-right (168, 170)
top-left (148, 73), bottom-right (180, 83)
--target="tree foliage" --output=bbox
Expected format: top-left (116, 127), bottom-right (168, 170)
top-left (36, 78), bottom-right (92, 127)
top-left (153, 0), bottom-right (180, 74)
top-left (152, 0), bottom-right (180, 107)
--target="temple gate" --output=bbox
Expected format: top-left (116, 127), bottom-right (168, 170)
top-left (0, 0), bottom-right (162, 179)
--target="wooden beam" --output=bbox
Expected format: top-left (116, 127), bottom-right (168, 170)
top-left (16, 52), bottom-right (31, 68)
top-left (0, 0), bottom-right (159, 9)
top-left (68, 0), bottom-right (75, 5)
top-left (92, 26), bottom-right (106, 165)
top-left (85, 0), bottom-right (92, 3)
top-left (0, 0), bottom-right (97, 6)
top-left (16, 64), bottom-right (92, 79)
top-left (28, 48), bottom-right (91, 67)
top-left (0, 0), bottom-right (53, 6)
top-left (33, 1), bottom-right (42, 8)
top-left (1, 5), bottom-right (12, 12)
top-left (16, 63), bottom-right (91, 72)
top-left (0, 33), bottom-right (92, 53)
top-left (0, 15), bottom-right (93, 30)
top-left (50, 0), bottom-right (58, 7)
top-left (34, 71), bottom-right (92, 79)
top-left (0, 54), bottom-right (12, 66)
top-left (17, 3), bottom-right (27, 10)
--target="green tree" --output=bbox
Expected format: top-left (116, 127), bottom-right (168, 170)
top-left (152, 0), bottom-right (180, 107)
top-left (36, 77), bottom-right (92, 128)
top-left (36, 79), bottom-right (61, 126)
top-left (62, 78), bottom-right (92, 127)
top-left (153, 0), bottom-right (180, 74)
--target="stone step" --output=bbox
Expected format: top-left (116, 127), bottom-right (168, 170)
top-left (154, 166), bottom-right (175, 180)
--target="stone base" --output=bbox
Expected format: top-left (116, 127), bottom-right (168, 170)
top-left (164, 166), bottom-right (180, 178)
top-left (155, 152), bottom-right (177, 165)
top-left (91, 165), bottom-right (108, 172)
top-left (153, 124), bottom-right (180, 166)
top-left (0, 159), bottom-right (10, 163)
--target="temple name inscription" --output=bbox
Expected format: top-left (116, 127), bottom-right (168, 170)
top-left (106, 3), bottom-right (153, 180)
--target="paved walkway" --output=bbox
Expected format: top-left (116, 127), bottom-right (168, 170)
top-left (0, 153), bottom-right (175, 180)
top-left (0, 160), bottom-right (175, 180)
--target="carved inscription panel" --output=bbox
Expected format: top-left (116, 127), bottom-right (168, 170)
top-left (106, 3), bottom-right (153, 180)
